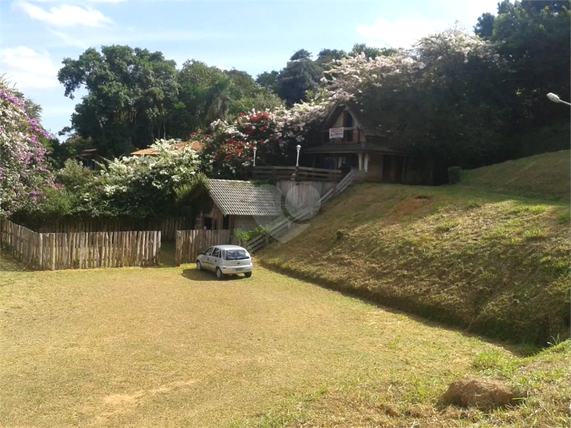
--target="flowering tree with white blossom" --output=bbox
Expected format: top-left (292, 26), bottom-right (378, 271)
top-left (322, 28), bottom-right (509, 166)
top-left (0, 78), bottom-right (54, 218)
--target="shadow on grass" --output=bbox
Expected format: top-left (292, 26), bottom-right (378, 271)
top-left (181, 268), bottom-right (250, 282)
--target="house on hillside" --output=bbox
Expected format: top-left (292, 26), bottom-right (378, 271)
top-left (196, 179), bottom-right (282, 232)
top-left (305, 104), bottom-right (434, 184)
top-left (77, 148), bottom-right (105, 170)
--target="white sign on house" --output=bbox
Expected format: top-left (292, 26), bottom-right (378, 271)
top-left (329, 127), bottom-right (344, 139)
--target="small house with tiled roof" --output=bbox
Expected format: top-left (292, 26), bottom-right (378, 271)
top-left (196, 179), bottom-right (282, 232)
top-left (305, 104), bottom-right (434, 184)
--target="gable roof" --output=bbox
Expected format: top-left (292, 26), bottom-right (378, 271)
top-left (322, 103), bottom-right (385, 138)
top-left (208, 179), bottom-right (282, 216)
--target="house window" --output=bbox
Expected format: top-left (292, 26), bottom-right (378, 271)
top-left (343, 112), bottom-right (354, 142)
top-left (223, 215), bottom-right (230, 229)
top-left (343, 129), bottom-right (353, 142)
top-left (343, 112), bottom-right (353, 127)
top-left (203, 217), bottom-right (213, 230)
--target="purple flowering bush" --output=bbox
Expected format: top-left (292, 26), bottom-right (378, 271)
top-left (0, 78), bottom-right (54, 218)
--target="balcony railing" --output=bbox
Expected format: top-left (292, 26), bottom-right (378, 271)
top-left (252, 166), bottom-right (343, 182)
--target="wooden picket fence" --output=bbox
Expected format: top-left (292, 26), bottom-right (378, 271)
top-left (1, 219), bottom-right (161, 270)
top-left (175, 229), bottom-right (235, 266)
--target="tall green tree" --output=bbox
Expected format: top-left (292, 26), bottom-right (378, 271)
top-left (256, 70), bottom-right (279, 93)
top-left (171, 59), bottom-right (223, 136)
top-left (276, 50), bottom-right (324, 106)
top-left (171, 61), bottom-right (281, 138)
top-left (474, 12), bottom-right (495, 38)
top-left (350, 43), bottom-right (397, 59)
top-left (58, 46), bottom-right (179, 156)
top-left (488, 0), bottom-right (570, 130)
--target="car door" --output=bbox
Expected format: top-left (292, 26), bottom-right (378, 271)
top-left (211, 247), bottom-right (222, 270)
top-left (202, 247), bottom-right (214, 271)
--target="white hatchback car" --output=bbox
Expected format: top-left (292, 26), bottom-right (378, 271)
top-left (196, 245), bottom-right (253, 279)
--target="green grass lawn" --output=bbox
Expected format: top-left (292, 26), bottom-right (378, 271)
top-left (1, 254), bottom-right (569, 428)
top-left (458, 150), bottom-right (570, 202)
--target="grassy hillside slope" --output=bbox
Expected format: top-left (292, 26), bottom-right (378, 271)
top-left (459, 150), bottom-right (570, 201)
top-left (259, 153), bottom-right (570, 346)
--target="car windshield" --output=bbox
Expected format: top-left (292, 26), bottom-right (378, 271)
top-left (224, 249), bottom-right (249, 260)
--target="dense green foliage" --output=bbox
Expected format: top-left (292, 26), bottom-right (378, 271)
top-left (58, 51), bottom-right (281, 157)
top-left (58, 46), bottom-right (179, 156)
top-left (476, 0), bottom-right (570, 135)
top-left (11, 139), bottom-right (209, 228)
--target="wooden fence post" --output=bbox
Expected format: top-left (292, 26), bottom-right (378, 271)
top-left (175, 231), bottom-right (181, 266)
top-left (49, 234), bottom-right (56, 271)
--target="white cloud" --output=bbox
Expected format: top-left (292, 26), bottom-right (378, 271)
top-left (24, 0), bottom-right (124, 3)
top-left (49, 27), bottom-right (227, 49)
top-left (15, 1), bottom-right (113, 27)
top-left (356, 17), bottom-right (445, 49)
top-left (0, 46), bottom-right (60, 89)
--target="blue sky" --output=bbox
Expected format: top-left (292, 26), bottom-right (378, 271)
top-left (1, 0), bottom-right (500, 137)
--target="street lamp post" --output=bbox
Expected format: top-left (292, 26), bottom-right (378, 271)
top-left (296, 145), bottom-right (301, 167)
top-left (547, 92), bottom-right (571, 106)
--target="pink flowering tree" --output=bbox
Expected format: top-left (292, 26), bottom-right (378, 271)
top-left (0, 78), bottom-right (54, 218)
top-left (203, 100), bottom-right (329, 178)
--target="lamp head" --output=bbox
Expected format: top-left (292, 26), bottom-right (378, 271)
top-left (547, 92), bottom-right (562, 103)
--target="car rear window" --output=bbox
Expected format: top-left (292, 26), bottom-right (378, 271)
top-left (224, 250), bottom-right (249, 260)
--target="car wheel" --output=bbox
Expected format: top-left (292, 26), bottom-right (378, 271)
top-left (216, 268), bottom-right (224, 280)
top-left (244, 272), bottom-right (252, 278)
top-left (196, 260), bottom-right (202, 271)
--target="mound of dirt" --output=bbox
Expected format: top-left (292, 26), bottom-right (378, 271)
top-left (441, 376), bottom-right (517, 410)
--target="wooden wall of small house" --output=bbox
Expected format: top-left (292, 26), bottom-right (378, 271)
top-left (365, 154), bottom-right (384, 181)
top-left (351, 155), bottom-right (434, 185)
top-left (231, 215), bottom-right (276, 232)
top-left (380, 156), bottom-right (406, 183)
top-left (404, 157), bottom-right (434, 185)
top-left (200, 204), bottom-right (225, 230)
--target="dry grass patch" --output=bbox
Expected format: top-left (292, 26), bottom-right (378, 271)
top-left (3, 253), bottom-right (564, 428)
